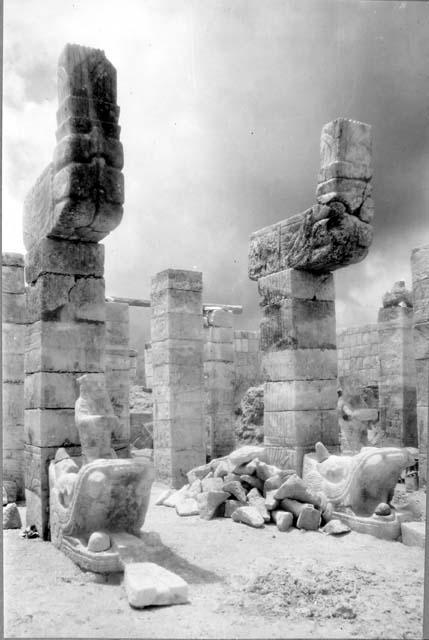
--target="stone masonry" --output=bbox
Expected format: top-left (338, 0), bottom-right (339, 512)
top-left (22, 44), bottom-right (124, 537)
top-left (150, 269), bottom-right (205, 487)
top-left (203, 308), bottom-right (235, 458)
top-left (411, 245), bottom-right (429, 486)
top-left (249, 119), bottom-right (374, 475)
top-left (2, 253), bottom-right (27, 498)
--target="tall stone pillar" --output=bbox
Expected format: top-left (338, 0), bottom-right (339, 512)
top-left (2, 252), bottom-right (27, 498)
top-left (259, 270), bottom-right (338, 472)
top-left (151, 269), bottom-right (205, 487)
top-left (248, 118), bottom-right (374, 475)
top-left (203, 308), bottom-right (235, 458)
top-left (411, 245), bottom-right (429, 486)
top-left (377, 282), bottom-right (417, 448)
top-left (22, 44), bottom-right (124, 537)
top-left (105, 302), bottom-right (130, 456)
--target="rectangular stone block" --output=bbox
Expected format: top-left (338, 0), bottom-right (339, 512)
top-left (152, 363), bottom-right (203, 390)
top-left (205, 326), bottom-right (234, 343)
top-left (24, 408), bottom-right (79, 447)
top-left (2, 322), bottom-right (26, 355)
top-left (151, 312), bottom-right (203, 342)
top-left (413, 322), bottom-right (429, 359)
top-left (413, 277), bottom-right (429, 324)
top-left (261, 348), bottom-right (338, 381)
top-left (264, 379), bottom-right (337, 411)
top-left (417, 405), bottom-right (428, 450)
top-left (3, 426), bottom-right (24, 450)
top-left (106, 301), bottom-right (129, 323)
top-left (25, 321), bottom-right (105, 373)
top-left (2, 382), bottom-right (24, 427)
top-left (2, 292), bottom-right (27, 324)
top-left (206, 309), bottom-right (233, 328)
top-left (258, 269), bottom-right (335, 303)
top-left (264, 410), bottom-right (323, 447)
top-left (204, 342), bottom-right (234, 362)
top-left (154, 447), bottom-right (205, 489)
top-left (2, 448), bottom-right (24, 498)
top-left (154, 400), bottom-right (203, 422)
top-left (2, 265), bottom-right (25, 294)
top-left (260, 299), bottom-right (336, 351)
top-left (105, 350), bottom-right (132, 371)
top-left (318, 118), bottom-right (372, 182)
top-left (25, 237), bottom-right (104, 284)
top-left (25, 372), bottom-right (77, 409)
top-left (203, 361), bottom-right (235, 387)
top-left (3, 353), bottom-right (24, 383)
top-left (151, 269), bottom-right (203, 294)
top-left (151, 340), bottom-right (204, 367)
top-left (151, 288), bottom-right (202, 316)
top-left (106, 320), bottom-right (129, 346)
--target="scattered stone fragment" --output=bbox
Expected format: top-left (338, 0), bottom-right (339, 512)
top-left (296, 505), bottom-right (321, 531)
top-left (274, 474), bottom-right (315, 503)
top-left (163, 486), bottom-right (189, 508)
top-left (187, 479), bottom-right (202, 497)
top-left (321, 502), bottom-right (333, 524)
top-left (240, 474), bottom-right (263, 492)
top-left (222, 480), bottom-right (247, 503)
top-left (228, 445), bottom-right (267, 467)
top-left (321, 519), bottom-right (351, 535)
top-left (186, 463), bottom-right (212, 484)
top-left (3, 481), bottom-right (17, 503)
top-left (374, 502), bottom-right (391, 516)
top-left (247, 488), bottom-right (270, 522)
top-left (155, 488), bottom-right (174, 506)
top-left (3, 487), bottom-right (8, 506)
top-left (197, 491), bottom-right (229, 520)
top-left (88, 531), bottom-right (111, 552)
top-left (201, 477), bottom-right (224, 492)
top-left (124, 562), bottom-right (188, 608)
top-left (233, 459), bottom-right (258, 476)
top-left (231, 506), bottom-right (264, 528)
top-left (272, 510), bottom-right (293, 532)
top-left (264, 490), bottom-right (279, 511)
top-left (222, 473), bottom-right (237, 484)
top-left (254, 460), bottom-right (283, 482)
top-left (223, 499), bottom-right (242, 518)
top-left (213, 460), bottom-right (233, 478)
top-left (176, 498), bottom-right (199, 517)
top-left (264, 471), bottom-right (295, 493)
top-left (3, 503), bottom-right (22, 529)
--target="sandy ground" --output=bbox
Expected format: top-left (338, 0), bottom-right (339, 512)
top-left (4, 482), bottom-right (425, 639)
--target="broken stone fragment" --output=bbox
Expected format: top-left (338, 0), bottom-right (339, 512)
top-left (233, 459), bottom-right (258, 475)
top-left (187, 479), bottom-right (202, 497)
top-left (176, 498), bottom-right (199, 517)
top-left (155, 488), bottom-right (174, 506)
top-left (87, 531), bottom-right (111, 552)
top-left (254, 459), bottom-right (283, 482)
top-left (264, 471), bottom-right (295, 494)
top-left (231, 506), bottom-right (265, 528)
top-left (247, 488), bottom-right (270, 522)
top-left (240, 475), bottom-right (263, 493)
top-left (201, 477), bottom-right (224, 492)
top-left (222, 480), bottom-right (247, 503)
top-left (296, 505), bottom-right (321, 531)
top-left (3, 503), bottom-right (22, 529)
top-left (223, 499), bottom-right (242, 518)
top-left (318, 118), bottom-right (372, 183)
top-left (197, 491), bottom-right (229, 520)
top-left (321, 519), bottom-right (351, 536)
top-left (264, 490), bottom-right (279, 511)
top-left (213, 460), bottom-right (233, 478)
top-left (271, 510), bottom-right (293, 532)
top-left (124, 562), bottom-right (188, 608)
top-left (186, 462), bottom-right (212, 484)
top-left (228, 445), bottom-right (267, 467)
top-left (3, 487), bottom-right (8, 506)
top-left (274, 474), bottom-right (321, 507)
top-left (163, 486), bottom-right (189, 508)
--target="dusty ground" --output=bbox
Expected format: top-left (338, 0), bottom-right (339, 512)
top-left (4, 482), bottom-right (425, 639)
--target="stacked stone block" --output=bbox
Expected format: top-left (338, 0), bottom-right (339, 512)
top-left (150, 269), bottom-right (205, 487)
top-left (105, 301), bottom-right (130, 454)
top-left (144, 343), bottom-right (153, 389)
top-left (259, 270), bottom-right (338, 473)
top-left (203, 309), bottom-right (235, 458)
top-left (233, 329), bottom-right (262, 408)
top-left (337, 324), bottom-right (380, 404)
top-left (377, 305), bottom-right (417, 448)
top-left (411, 245), bottom-right (429, 485)
top-left (2, 253), bottom-right (27, 498)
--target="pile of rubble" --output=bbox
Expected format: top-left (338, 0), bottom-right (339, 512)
top-left (156, 445), bottom-right (347, 534)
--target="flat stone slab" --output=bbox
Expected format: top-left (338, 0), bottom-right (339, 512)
top-left (124, 562), bottom-right (189, 608)
top-left (401, 522), bottom-right (425, 549)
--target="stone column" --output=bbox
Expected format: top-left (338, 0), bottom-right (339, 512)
top-left (259, 269), bottom-right (338, 473)
top-left (377, 288), bottom-right (417, 448)
top-left (248, 118), bottom-right (374, 475)
top-left (151, 269), bottom-right (205, 487)
top-left (22, 44), bottom-right (124, 537)
top-left (2, 253), bottom-right (27, 498)
top-left (105, 301), bottom-right (130, 456)
top-left (203, 308), bottom-right (235, 458)
top-left (411, 245), bottom-right (429, 486)
top-left (144, 343), bottom-right (153, 389)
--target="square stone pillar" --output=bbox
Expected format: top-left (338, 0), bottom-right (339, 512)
top-left (24, 238), bottom-right (106, 537)
top-left (411, 245), bottom-right (429, 486)
top-left (151, 269), bottom-right (205, 487)
top-left (259, 269), bottom-right (338, 475)
top-left (377, 305), bottom-right (417, 448)
top-left (203, 309), bottom-right (235, 458)
top-left (2, 252), bottom-right (27, 498)
top-left (105, 301), bottom-right (130, 455)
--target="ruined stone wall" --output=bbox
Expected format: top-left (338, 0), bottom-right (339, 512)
top-left (233, 329), bottom-right (262, 408)
top-left (337, 324), bottom-right (380, 402)
top-left (2, 253), bottom-right (27, 498)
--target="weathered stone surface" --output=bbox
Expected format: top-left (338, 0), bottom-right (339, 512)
top-left (223, 499), bottom-right (242, 518)
top-left (201, 477), bottom-right (224, 492)
top-left (163, 486), bottom-right (189, 508)
top-left (303, 443), bottom-right (414, 517)
top-left (265, 379), bottom-right (337, 412)
top-left (240, 474), bottom-right (263, 492)
top-left (2, 292), bottom-right (27, 324)
top-left (176, 498), bottom-right (199, 517)
top-left (231, 505), bottom-right (264, 528)
top-left (321, 519), bottom-right (351, 535)
top-left (87, 531), bottom-right (111, 552)
top-left (273, 474), bottom-right (321, 506)
top-left (25, 238), bottom-right (104, 284)
top-left (228, 445), bottom-right (267, 467)
top-left (2, 252), bottom-right (24, 268)
top-left (272, 510), bottom-right (293, 531)
top-left (2, 265), bottom-right (25, 294)
top-left (258, 269), bottom-right (335, 304)
top-left (3, 503), bottom-right (22, 529)
top-left (124, 562), bottom-right (189, 608)
top-left (23, 45), bottom-right (123, 251)
top-left (254, 459), bottom-right (283, 482)
top-left (186, 462), bottom-right (212, 483)
top-left (264, 471), bottom-right (295, 493)
top-left (222, 480), bottom-right (247, 503)
top-left (155, 488), bottom-right (174, 506)
top-left (262, 348), bottom-right (338, 382)
top-left (197, 490), bottom-right (228, 520)
top-left (233, 459), bottom-right (258, 476)
top-left (247, 488), bottom-right (270, 522)
top-left (3, 487), bottom-right (8, 506)
top-left (401, 521), bottom-right (425, 548)
top-left (296, 504), bottom-right (321, 531)
top-left (374, 502), bottom-right (391, 516)
top-left (318, 118), bottom-right (372, 182)
top-left (264, 490), bottom-right (279, 511)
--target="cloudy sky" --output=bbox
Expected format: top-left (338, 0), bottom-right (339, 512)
top-left (3, 0), bottom-right (429, 349)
